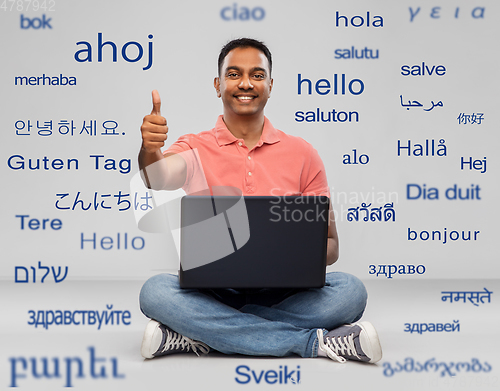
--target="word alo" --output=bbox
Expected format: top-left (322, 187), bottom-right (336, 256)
top-left (9, 347), bottom-right (124, 387)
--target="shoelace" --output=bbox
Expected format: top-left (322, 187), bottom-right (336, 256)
top-left (317, 329), bottom-right (360, 363)
top-left (162, 329), bottom-right (210, 356)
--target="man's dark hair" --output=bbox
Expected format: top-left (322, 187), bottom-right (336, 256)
top-left (218, 38), bottom-right (272, 76)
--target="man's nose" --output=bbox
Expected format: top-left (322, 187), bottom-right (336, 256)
top-left (238, 75), bottom-right (254, 89)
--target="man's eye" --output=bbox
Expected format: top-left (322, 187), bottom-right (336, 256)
top-left (227, 73), bottom-right (239, 78)
top-left (254, 74), bottom-right (265, 79)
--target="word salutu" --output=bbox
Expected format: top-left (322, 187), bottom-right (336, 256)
top-left (441, 288), bottom-right (492, 306)
top-left (404, 320), bottom-right (460, 334)
top-left (9, 347), bottom-right (124, 387)
top-left (16, 119), bottom-right (121, 137)
top-left (15, 261), bottom-right (68, 283)
top-left (348, 202), bottom-right (395, 222)
top-left (400, 95), bottom-right (443, 111)
top-left (28, 304), bottom-right (131, 330)
top-left (383, 358), bottom-right (491, 378)
top-left (334, 46), bottom-right (379, 59)
top-left (7, 155), bottom-right (131, 174)
top-left (369, 264), bottom-right (425, 279)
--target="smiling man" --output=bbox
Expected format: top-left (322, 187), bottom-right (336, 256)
top-left (138, 38), bottom-right (382, 364)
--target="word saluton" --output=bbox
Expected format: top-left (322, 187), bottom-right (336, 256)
top-left (75, 33), bottom-right (153, 71)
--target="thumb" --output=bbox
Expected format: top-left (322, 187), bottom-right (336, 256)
top-left (151, 89), bottom-right (161, 115)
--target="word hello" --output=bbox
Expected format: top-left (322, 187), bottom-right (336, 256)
top-left (235, 365), bottom-right (300, 384)
top-left (9, 347), bottom-right (124, 387)
top-left (81, 233), bottom-right (145, 250)
top-left (220, 4), bottom-right (265, 20)
top-left (335, 11), bottom-right (383, 27)
top-left (75, 33), bottom-right (153, 71)
top-left (298, 74), bottom-right (364, 95)
top-left (20, 14), bottom-right (52, 29)
top-left (335, 47), bottom-right (379, 59)
top-left (401, 62), bottom-right (446, 76)
top-left (407, 184), bottom-right (481, 200)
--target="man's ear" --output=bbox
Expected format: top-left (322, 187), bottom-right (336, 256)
top-left (269, 78), bottom-right (273, 97)
top-left (214, 77), bottom-right (221, 98)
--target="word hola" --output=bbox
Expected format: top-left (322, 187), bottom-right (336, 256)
top-left (401, 62), bottom-right (446, 76)
top-left (298, 74), bottom-right (364, 95)
top-left (20, 14), bottom-right (52, 29)
top-left (9, 347), bottom-right (124, 387)
top-left (220, 4), bottom-right (265, 20)
top-left (343, 149), bottom-right (369, 164)
top-left (75, 33), bottom-right (153, 71)
top-left (406, 184), bottom-right (481, 200)
top-left (335, 11), bottom-right (383, 27)
top-left (235, 365), bottom-right (300, 384)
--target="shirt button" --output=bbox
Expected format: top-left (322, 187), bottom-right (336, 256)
top-left (248, 172), bottom-right (252, 176)
top-left (238, 142), bottom-right (243, 146)
top-left (247, 156), bottom-right (251, 160)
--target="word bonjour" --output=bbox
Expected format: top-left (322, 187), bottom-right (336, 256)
top-left (401, 62), bottom-right (446, 76)
top-left (335, 47), bottom-right (378, 59)
top-left (9, 347), bottom-right (124, 387)
top-left (335, 11), bottom-right (383, 27)
top-left (15, 261), bottom-right (68, 283)
top-left (235, 365), bottom-right (300, 385)
top-left (406, 184), bottom-right (481, 200)
top-left (369, 264), bottom-right (425, 279)
top-left (409, 7), bottom-right (485, 22)
top-left (383, 358), bottom-right (491, 378)
top-left (7, 154), bottom-right (131, 174)
top-left (15, 74), bottom-right (76, 86)
top-left (220, 4), bottom-right (265, 20)
top-left (27, 305), bottom-right (131, 330)
top-left (404, 321), bottom-right (460, 334)
top-left (75, 33), bottom-right (153, 71)
top-left (408, 228), bottom-right (480, 244)
top-left (441, 288), bottom-right (492, 306)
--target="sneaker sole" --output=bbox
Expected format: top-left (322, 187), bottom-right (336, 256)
top-left (356, 321), bottom-right (383, 363)
top-left (141, 319), bottom-right (161, 359)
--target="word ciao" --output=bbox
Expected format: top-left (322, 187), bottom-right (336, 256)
top-left (408, 228), bottom-right (480, 244)
top-left (407, 184), bottom-right (481, 200)
top-left (81, 233), bottom-right (145, 250)
top-left (401, 62), bottom-right (446, 76)
top-left (75, 33), bottom-right (153, 71)
top-left (220, 4), bottom-right (265, 20)
top-left (15, 261), bottom-right (68, 283)
top-left (235, 365), bottom-right (300, 384)
top-left (369, 264), bottom-right (425, 279)
top-left (441, 288), bottom-right (492, 306)
top-left (335, 11), bottom-right (383, 27)
top-left (27, 305), bottom-right (131, 330)
top-left (7, 154), bottom-right (131, 174)
top-left (15, 74), bottom-right (76, 86)
top-left (404, 320), bottom-right (460, 334)
top-left (9, 347), bottom-right (124, 387)
top-left (409, 7), bottom-right (486, 22)
top-left (383, 358), bottom-right (491, 378)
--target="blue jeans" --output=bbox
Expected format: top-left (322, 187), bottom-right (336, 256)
top-left (139, 272), bottom-right (367, 358)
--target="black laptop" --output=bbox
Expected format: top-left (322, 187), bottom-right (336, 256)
top-left (179, 195), bottom-right (329, 289)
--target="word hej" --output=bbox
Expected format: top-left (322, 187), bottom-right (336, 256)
top-left (15, 261), bottom-right (68, 283)
top-left (7, 154), bottom-right (131, 174)
top-left (404, 320), bottom-right (460, 334)
top-left (383, 358), bottom-right (491, 378)
top-left (28, 305), bottom-right (131, 330)
top-left (335, 11), bottom-right (383, 27)
top-left (9, 347), bottom-right (124, 387)
top-left (441, 288), bottom-right (492, 306)
top-left (220, 4), bottom-right (265, 21)
top-left (409, 6), bottom-right (485, 22)
top-left (407, 184), bottom-right (481, 200)
top-left (75, 33), bottom-right (153, 71)
top-left (235, 365), bottom-right (300, 385)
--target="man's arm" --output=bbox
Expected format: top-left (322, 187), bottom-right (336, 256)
top-left (326, 202), bottom-right (339, 265)
top-left (139, 90), bottom-right (187, 190)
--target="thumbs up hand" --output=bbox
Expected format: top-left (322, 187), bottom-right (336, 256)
top-left (141, 90), bottom-right (168, 154)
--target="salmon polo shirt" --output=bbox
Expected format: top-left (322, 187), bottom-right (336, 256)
top-left (164, 115), bottom-right (330, 197)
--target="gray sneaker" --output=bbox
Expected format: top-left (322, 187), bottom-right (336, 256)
top-left (141, 319), bottom-right (210, 359)
top-left (317, 321), bottom-right (382, 363)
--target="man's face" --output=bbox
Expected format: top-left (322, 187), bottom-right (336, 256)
top-left (214, 47), bottom-right (273, 118)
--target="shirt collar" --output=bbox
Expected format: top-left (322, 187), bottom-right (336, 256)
top-left (214, 115), bottom-right (281, 147)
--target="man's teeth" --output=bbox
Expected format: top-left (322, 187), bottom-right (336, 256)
top-left (238, 96), bottom-right (253, 100)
